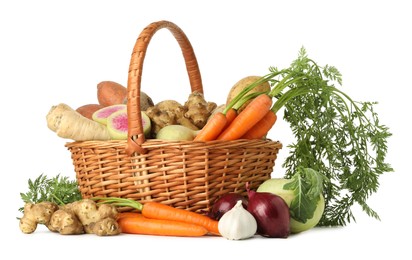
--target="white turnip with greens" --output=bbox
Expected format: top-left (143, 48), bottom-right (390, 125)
top-left (257, 167), bottom-right (325, 233)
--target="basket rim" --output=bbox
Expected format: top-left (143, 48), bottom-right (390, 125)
top-left (66, 138), bottom-right (283, 150)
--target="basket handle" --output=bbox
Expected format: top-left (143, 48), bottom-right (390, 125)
top-left (126, 20), bottom-right (203, 155)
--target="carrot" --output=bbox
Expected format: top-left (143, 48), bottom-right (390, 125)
top-left (142, 201), bottom-right (220, 235)
top-left (116, 212), bottom-right (142, 220)
top-left (241, 110), bottom-right (277, 139)
top-left (217, 94), bottom-right (273, 141)
top-left (193, 112), bottom-right (227, 142)
top-left (94, 197), bottom-right (220, 236)
top-left (224, 108), bottom-right (237, 128)
top-left (194, 107), bottom-right (239, 142)
top-left (240, 84), bottom-right (312, 140)
top-left (117, 212), bottom-right (208, 237)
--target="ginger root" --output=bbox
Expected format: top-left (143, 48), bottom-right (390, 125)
top-left (184, 91), bottom-right (217, 129)
top-left (89, 217), bottom-right (121, 236)
top-left (46, 103), bottom-right (111, 141)
top-left (19, 201), bottom-right (59, 234)
top-left (19, 199), bottom-right (120, 236)
top-left (145, 100), bottom-right (199, 136)
top-left (145, 92), bottom-right (217, 136)
top-left (62, 199), bottom-right (119, 235)
top-left (48, 209), bottom-right (84, 235)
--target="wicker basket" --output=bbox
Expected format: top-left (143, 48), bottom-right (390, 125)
top-left (65, 20), bottom-right (282, 213)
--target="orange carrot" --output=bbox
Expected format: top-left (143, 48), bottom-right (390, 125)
top-left (142, 202), bottom-right (220, 235)
top-left (117, 212), bottom-right (208, 237)
top-left (224, 108), bottom-right (237, 128)
top-left (194, 112), bottom-right (227, 142)
top-left (116, 212), bottom-right (142, 220)
top-left (217, 94), bottom-right (273, 141)
top-left (241, 110), bottom-right (277, 139)
top-left (94, 197), bottom-right (220, 236)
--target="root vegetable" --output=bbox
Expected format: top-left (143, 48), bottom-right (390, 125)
top-left (226, 76), bottom-right (271, 113)
top-left (155, 100), bottom-right (199, 130)
top-left (193, 112), bottom-right (227, 142)
top-left (137, 91), bottom-right (155, 111)
top-left (20, 199), bottom-right (120, 236)
top-left (145, 92), bottom-right (216, 136)
top-left (19, 201), bottom-right (59, 234)
top-left (76, 104), bottom-right (104, 120)
top-left (106, 110), bottom-right (151, 140)
top-left (207, 104), bottom-right (225, 121)
top-left (156, 125), bottom-right (198, 141)
top-left (62, 199), bottom-right (119, 235)
top-left (184, 91), bottom-right (217, 129)
top-left (48, 209), bottom-right (84, 235)
top-left (257, 168), bottom-right (325, 233)
top-left (217, 94), bottom-right (273, 141)
top-left (97, 81), bottom-right (127, 106)
top-left (123, 91), bottom-right (154, 111)
top-left (92, 104), bottom-right (126, 125)
top-left (145, 100), bottom-right (199, 136)
top-left (194, 107), bottom-right (237, 142)
top-left (95, 197), bottom-right (220, 235)
top-left (89, 217), bottom-right (121, 236)
top-left (46, 103), bottom-right (111, 141)
top-left (117, 213), bottom-right (209, 237)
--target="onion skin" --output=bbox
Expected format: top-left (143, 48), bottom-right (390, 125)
top-left (208, 193), bottom-right (248, 220)
top-left (247, 189), bottom-right (290, 238)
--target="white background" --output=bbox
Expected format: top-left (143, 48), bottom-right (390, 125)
top-left (1, 0), bottom-right (410, 259)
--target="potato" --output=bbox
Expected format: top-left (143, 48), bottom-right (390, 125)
top-left (207, 104), bottom-right (225, 122)
top-left (226, 76), bottom-right (271, 113)
top-left (120, 91), bottom-right (154, 111)
top-left (76, 104), bottom-right (104, 120)
top-left (97, 81), bottom-right (127, 106)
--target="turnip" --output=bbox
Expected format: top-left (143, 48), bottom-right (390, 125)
top-left (289, 195), bottom-right (324, 233)
top-left (257, 168), bottom-right (325, 233)
top-left (156, 125), bottom-right (199, 141)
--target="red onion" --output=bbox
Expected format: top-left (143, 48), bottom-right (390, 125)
top-left (247, 185), bottom-right (290, 238)
top-left (208, 193), bottom-right (248, 220)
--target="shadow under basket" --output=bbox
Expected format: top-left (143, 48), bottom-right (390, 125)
top-left (65, 20), bottom-right (282, 213)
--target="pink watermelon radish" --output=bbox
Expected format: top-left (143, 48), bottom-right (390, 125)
top-left (92, 104), bottom-right (126, 125)
top-left (106, 110), bottom-right (151, 140)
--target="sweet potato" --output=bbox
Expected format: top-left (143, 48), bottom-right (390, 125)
top-left (76, 104), bottom-right (104, 120)
top-left (97, 81), bottom-right (127, 106)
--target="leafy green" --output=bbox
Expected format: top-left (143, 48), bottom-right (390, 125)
top-left (19, 174), bottom-right (82, 213)
top-left (272, 47), bottom-right (393, 226)
top-left (251, 47), bottom-right (393, 226)
top-left (283, 167), bottom-right (325, 223)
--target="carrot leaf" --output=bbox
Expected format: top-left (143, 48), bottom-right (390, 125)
top-left (279, 47), bottom-right (393, 226)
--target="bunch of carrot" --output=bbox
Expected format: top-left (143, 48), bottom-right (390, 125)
top-left (194, 71), bottom-right (306, 142)
top-left (94, 197), bottom-right (220, 237)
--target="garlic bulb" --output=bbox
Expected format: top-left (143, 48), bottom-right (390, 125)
top-left (218, 200), bottom-right (257, 240)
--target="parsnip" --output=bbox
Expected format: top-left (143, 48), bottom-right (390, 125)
top-left (46, 103), bottom-right (111, 141)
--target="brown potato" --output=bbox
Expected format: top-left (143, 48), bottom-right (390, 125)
top-left (123, 91), bottom-right (154, 111)
top-left (226, 76), bottom-right (271, 113)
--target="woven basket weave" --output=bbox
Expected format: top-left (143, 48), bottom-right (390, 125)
top-left (66, 20), bottom-right (282, 213)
